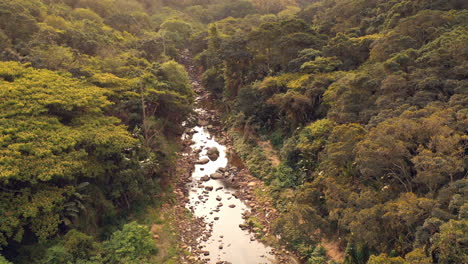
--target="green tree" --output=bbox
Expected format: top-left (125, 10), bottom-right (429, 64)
top-left (43, 230), bottom-right (102, 264)
top-left (159, 18), bottom-right (193, 52)
top-left (325, 123), bottom-right (366, 181)
top-left (29, 45), bottom-right (75, 71)
top-left (295, 119), bottom-right (335, 172)
top-left (301, 56), bottom-right (342, 73)
top-left (70, 8), bottom-right (103, 23)
top-left (405, 248), bottom-right (432, 264)
top-left (307, 246), bottom-right (328, 264)
top-left (367, 254), bottom-right (408, 264)
top-left (324, 73), bottom-right (378, 124)
top-left (430, 219), bottom-right (468, 264)
top-left (0, 255), bottom-right (12, 264)
top-left (0, 62), bottom-right (138, 246)
top-left (0, 0), bottom-right (41, 44)
top-left (104, 222), bottom-right (156, 263)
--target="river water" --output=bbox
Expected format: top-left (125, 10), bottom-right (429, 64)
top-left (183, 107), bottom-right (277, 264)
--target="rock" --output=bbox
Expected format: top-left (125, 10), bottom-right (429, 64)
top-left (196, 158), bottom-right (210, 164)
top-left (207, 147), bottom-right (220, 161)
top-left (201, 175), bottom-right (210, 181)
top-left (216, 196), bottom-right (222, 201)
top-left (203, 251), bottom-right (210, 256)
top-left (205, 186), bottom-right (213, 191)
top-left (214, 217), bottom-right (219, 220)
top-left (228, 204), bottom-right (236, 208)
top-left (218, 245), bottom-right (223, 249)
top-left (210, 172), bottom-right (223, 179)
top-left (215, 187), bottom-right (223, 191)
top-left (198, 119), bottom-right (209, 126)
top-left (247, 182), bottom-right (257, 187)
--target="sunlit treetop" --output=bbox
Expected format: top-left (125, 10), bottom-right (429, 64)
top-left (0, 62), bottom-right (136, 183)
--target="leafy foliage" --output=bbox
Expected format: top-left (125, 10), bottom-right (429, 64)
top-left (194, 1), bottom-right (468, 263)
top-left (0, 0), bottom-right (197, 262)
top-left (1, 0), bottom-right (467, 263)
top-left (104, 222), bottom-right (157, 263)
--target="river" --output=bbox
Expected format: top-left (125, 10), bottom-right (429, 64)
top-left (182, 106), bottom-right (277, 264)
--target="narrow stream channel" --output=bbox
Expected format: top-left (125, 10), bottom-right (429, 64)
top-left (183, 107), bottom-right (277, 264)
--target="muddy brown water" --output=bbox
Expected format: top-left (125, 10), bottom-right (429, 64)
top-left (183, 108), bottom-right (277, 264)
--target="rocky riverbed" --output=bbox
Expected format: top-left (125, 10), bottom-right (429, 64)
top-left (171, 55), bottom-right (300, 264)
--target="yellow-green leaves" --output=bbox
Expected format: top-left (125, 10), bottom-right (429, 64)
top-left (0, 185), bottom-right (73, 245)
top-left (0, 62), bottom-right (135, 182)
top-left (160, 60), bottom-right (194, 99)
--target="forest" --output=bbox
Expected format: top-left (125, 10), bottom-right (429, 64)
top-left (0, 0), bottom-right (467, 264)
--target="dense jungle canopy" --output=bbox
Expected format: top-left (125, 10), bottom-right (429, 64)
top-left (0, 0), bottom-right (466, 263)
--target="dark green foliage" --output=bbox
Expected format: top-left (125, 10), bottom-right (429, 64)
top-left (202, 66), bottom-right (225, 94)
top-left (104, 222), bottom-right (157, 263)
top-left (0, 0), bottom-right (41, 44)
top-left (194, 1), bottom-right (468, 263)
top-left (1, 0), bottom-right (467, 263)
top-left (43, 230), bottom-right (102, 264)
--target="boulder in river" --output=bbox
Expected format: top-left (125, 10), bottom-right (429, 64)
top-left (195, 157), bottom-right (210, 164)
top-left (198, 119), bottom-right (209, 126)
top-left (210, 172), bottom-right (224, 180)
top-left (207, 147), bottom-right (220, 161)
top-left (201, 175), bottom-right (210, 181)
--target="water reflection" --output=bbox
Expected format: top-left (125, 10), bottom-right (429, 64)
top-left (185, 125), bottom-right (276, 264)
